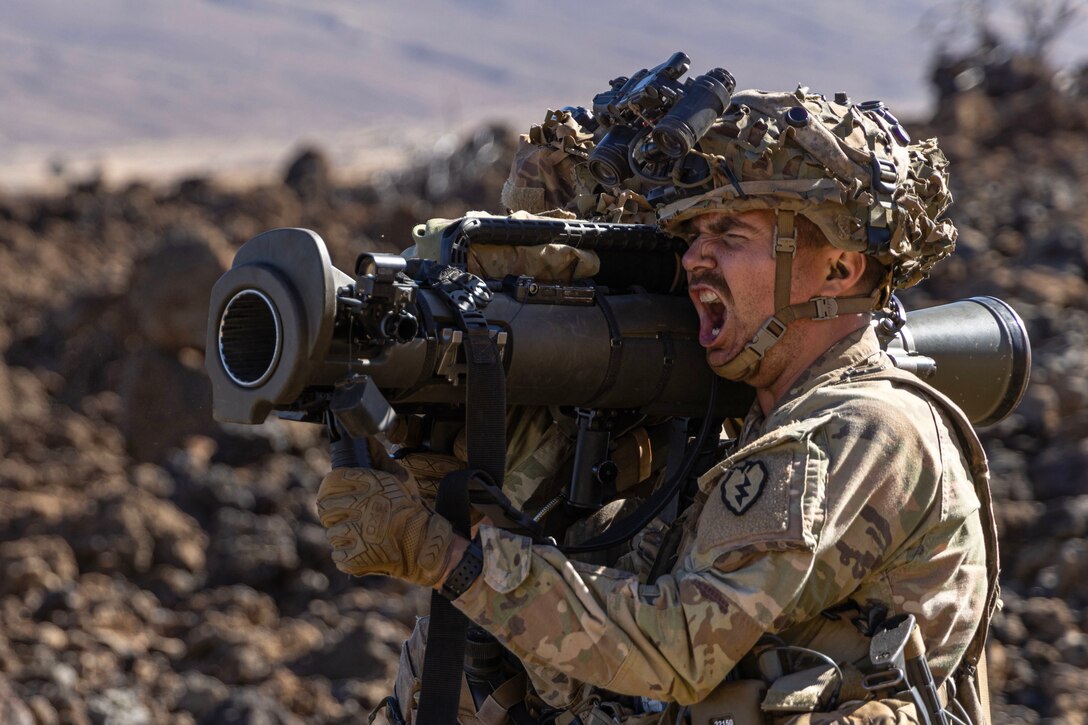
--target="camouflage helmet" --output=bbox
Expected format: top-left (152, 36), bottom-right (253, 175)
top-left (657, 86), bottom-right (958, 292)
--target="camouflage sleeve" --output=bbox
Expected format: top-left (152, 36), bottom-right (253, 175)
top-left (454, 393), bottom-right (977, 707)
top-left (454, 419), bottom-right (829, 706)
top-left (612, 515), bottom-right (670, 581)
top-left (455, 523), bottom-right (776, 706)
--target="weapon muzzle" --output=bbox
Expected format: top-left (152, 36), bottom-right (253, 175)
top-left (205, 228), bottom-right (349, 424)
top-left (218, 289), bottom-right (282, 388)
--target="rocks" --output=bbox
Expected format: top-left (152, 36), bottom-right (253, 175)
top-left (86, 688), bottom-right (152, 725)
top-left (1020, 597), bottom-right (1076, 644)
top-left (0, 675), bottom-right (35, 725)
top-left (283, 147), bottom-right (333, 201)
top-left (1030, 439), bottom-right (1088, 500)
top-left (218, 644), bottom-right (274, 685)
top-left (206, 509), bottom-right (299, 588)
top-left (985, 440), bottom-right (1034, 501)
top-left (1015, 382), bottom-right (1062, 440)
top-left (118, 349), bottom-right (216, 463)
top-left (126, 224), bottom-right (230, 351)
top-left (0, 360), bottom-right (12, 427)
top-left (1047, 496), bottom-right (1088, 539)
top-left (58, 490), bottom-right (207, 579)
top-left (202, 688), bottom-right (303, 725)
top-left (176, 671), bottom-right (229, 720)
top-left (1041, 663), bottom-right (1088, 721)
top-left (1055, 630), bottom-right (1088, 668)
top-left (0, 537), bottom-right (78, 594)
top-left (992, 609), bottom-right (1029, 648)
top-left (1055, 538), bottom-right (1088, 605)
top-left (1012, 266), bottom-right (1088, 309)
top-left (289, 619), bottom-right (396, 682)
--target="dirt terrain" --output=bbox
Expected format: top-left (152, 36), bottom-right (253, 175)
top-left (1, 55), bottom-right (1087, 724)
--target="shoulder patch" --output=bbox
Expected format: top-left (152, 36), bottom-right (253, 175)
top-left (721, 461), bottom-right (768, 515)
top-left (688, 432), bottom-right (825, 571)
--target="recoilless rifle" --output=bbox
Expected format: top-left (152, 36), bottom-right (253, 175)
top-left (205, 216), bottom-right (1030, 528)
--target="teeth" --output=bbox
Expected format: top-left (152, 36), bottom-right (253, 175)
top-left (698, 290), bottom-right (719, 304)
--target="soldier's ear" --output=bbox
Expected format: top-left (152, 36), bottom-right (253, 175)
top-left (827, 260), bottom-right (850, 280)
top-left (823, 250), bottom-right (867, 294)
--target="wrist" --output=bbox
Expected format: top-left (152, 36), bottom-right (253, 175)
top-left (437, 535), bottom-right (470, 586)
top-left (436, 535), bottom-right (483, 600)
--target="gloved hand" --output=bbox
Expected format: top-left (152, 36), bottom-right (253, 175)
top-left (394, 451), bottom-right (466, 498)
top-left (316, 468), bottom-right (454, 586)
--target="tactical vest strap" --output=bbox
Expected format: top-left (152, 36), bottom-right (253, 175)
top-left (474, 672), bottom-right (529, 725)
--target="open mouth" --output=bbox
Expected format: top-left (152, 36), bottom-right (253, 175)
top-left (692, 286), bottom-right (728, 347)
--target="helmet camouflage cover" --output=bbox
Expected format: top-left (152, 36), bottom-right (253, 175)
top-left (504, 87), bottom-right (959, 292)
top-left (656, 86), bottom-right (958, 291)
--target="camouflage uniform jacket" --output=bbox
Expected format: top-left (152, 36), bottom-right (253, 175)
top-left (453, 326), bottom-right (989, 710)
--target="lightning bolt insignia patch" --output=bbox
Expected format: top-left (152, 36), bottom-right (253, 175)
top-left (720, 460), bottom-right (768, 515)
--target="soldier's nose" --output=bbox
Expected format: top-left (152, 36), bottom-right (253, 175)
top-left (682, 238), bottom-right (713, 272)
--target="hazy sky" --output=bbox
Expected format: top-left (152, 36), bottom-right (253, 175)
top-left (1, 0), bottom-right (1084, 186)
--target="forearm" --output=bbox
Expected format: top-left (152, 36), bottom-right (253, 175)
top-left (451, 526), bottom-right (766, 705)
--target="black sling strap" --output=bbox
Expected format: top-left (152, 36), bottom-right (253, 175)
top-left (417, 469), bottom-right (476, 723)
top-left (417, 274), bottom-right (508, 725)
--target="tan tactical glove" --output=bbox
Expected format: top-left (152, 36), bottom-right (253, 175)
top-left (395, 451), bottom-right (466, 498)
top-left (316, 468), bottom-right (454, 586)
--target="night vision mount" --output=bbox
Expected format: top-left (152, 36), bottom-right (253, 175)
top-left (570, 52), bottom-right (735, 201)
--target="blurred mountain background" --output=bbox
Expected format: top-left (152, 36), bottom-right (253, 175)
top-left (2, 0), bottom-right (1084, 189)
top-left (1, 2), bottom-right (1088, 724)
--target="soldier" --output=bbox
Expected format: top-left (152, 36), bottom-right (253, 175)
top-left (316, 87), bottom-right (997, 723)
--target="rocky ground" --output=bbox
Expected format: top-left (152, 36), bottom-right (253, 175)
top-left (1, 55), bottom-right (1087, 723)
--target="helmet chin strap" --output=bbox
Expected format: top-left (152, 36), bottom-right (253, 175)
top-left (711, 210), bottom-right (882, 382)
